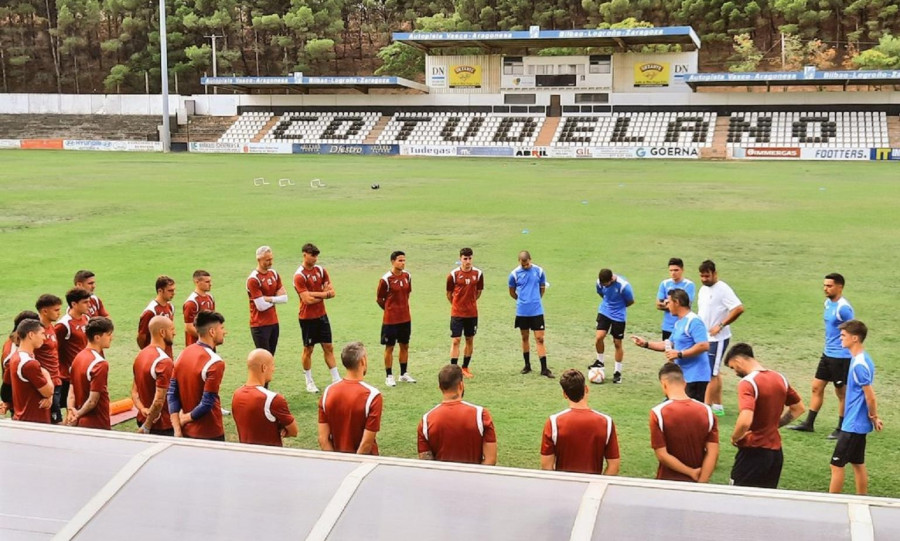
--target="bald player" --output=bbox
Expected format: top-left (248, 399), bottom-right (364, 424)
top-left (132, 316), bottom-right (176, 435)
top-left (232, 349), bottom-right (298, 447)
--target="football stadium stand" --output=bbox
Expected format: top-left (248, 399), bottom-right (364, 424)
top-left (375, 112), bottom-right (545, 146)
top-left (726, 111), bottom-right (890, 148)
top-left (0, 114), bottom-right (161, 141)
top-left (262, 111), bottom-right (381, 144)
top-left (551, 112), bottom-right (716, 147)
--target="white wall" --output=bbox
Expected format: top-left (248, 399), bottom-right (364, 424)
top-left (1, 90), bottom-right (898, 117)
top-left (0, 93), bottom-right (181, 115)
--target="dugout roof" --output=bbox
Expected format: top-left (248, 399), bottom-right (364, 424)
top-left (4, 422), bottom-right (900, 540)
top-left (392, 26), bottom-right (702, 53)
top-left (200, 75), bottom-right (428, 94)
top-left (684, 69), bottom-right (900, 91)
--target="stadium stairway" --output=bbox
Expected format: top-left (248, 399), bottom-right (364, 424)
top-left (170, 116), bottom-right (235, 143)
top-left (364, 115), bottom-right (392, 144)
top-left (252, 116), bottom-right (281, 142)
top-left (535, 117), bottom-right (560, 147)
top-left (889, 116), bottom-right (900, 147)
top-left (701, 115), bottom-right (731, 159)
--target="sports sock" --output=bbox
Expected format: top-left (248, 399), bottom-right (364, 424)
top-left (400, 363), bottom-right (408, 375)
top-left (837, 416), bottom-right (844, 430)
top-left (450, 358), bottom-right (458, 365)
top-left (463, 356), bottom-right (471, 368)
top-left (523, 351), bottom-right (531, 367)
top-left (329, 366), bottom-right (340, 382)
top-left (614, 362), bottom-right (623, 373)
top-left (386, 367), bottom-right (393, 377)
top-left (806, 409), bottom-right (819, 427)
top-left (596, 353), bottom-right (605, 365)
top-left (712, 404), bottom-right (724, 411)
top-left (304, 369), bottom-right (314, 384)
top-left (540, 356), bottom-right (548, 371)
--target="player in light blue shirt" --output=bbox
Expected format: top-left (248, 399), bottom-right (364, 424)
top-left (508, 251), bottom-right (553, 378)
top-left (656, 258), bottom-right (695, 339)
top-left (790, 273), bottom-right (855, 438)
top-left (593, 268), bottom-right (634, 384)
top-left (829, 320), bottom-right (883, 495)
top-left (631, 289), bottom-right (710, 401)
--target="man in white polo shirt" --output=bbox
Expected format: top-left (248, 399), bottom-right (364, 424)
top-left (697, 260), bottom-right (744, 416)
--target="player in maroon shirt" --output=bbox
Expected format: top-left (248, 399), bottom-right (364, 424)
top-left (247, 245), bottom-right (288, 355)
top-left (650, 363), bottom-right (719, 482)
top-left (137, 275), bottom-right (176, 358)
top-left (132, 316), bottom-right (176, 435)
top-left (35, 294), bottom-right (63, 423)
top-left (446, 247), bottom-right (484, 379)
top-left (74, 270), bottom-right (110, 319)
top-left (541, 369), bottom-right (620, 475)
top-left (167, 310), bottom-right (227, 440)
top-left (232, 349), bottom-right (298, 447)
top-left (293, 243), bottom-right (339, 394)
top-left (376, 250), bottom-right (414, 387)
top-left (3, 319), bottom-right (54, 423)
top-left (723, 343), bottom-right (805, 488)
top-left (1, 311), bottom-right (42, 417)
top-left (418, 364), bottom-right (497, 465)
top-left (318, 342), bottom-right (383, 454)
top-left (183, 270), bottom-right (215, 347)
top-left (67, 316), bottom-right (115, 430)
top-left (55, 288), bottom-right (92, 420)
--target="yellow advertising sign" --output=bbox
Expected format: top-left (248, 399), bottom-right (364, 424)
top-left (450, 65), bottom-right (482, 88)
top-left (634, 62), bottom-right (669, 87)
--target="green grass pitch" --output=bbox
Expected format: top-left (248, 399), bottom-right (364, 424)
top-left (2, 150), bottom-right (898, 497)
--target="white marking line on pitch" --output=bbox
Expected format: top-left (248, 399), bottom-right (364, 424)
top-left (53, 441), bottom-right (172, 540)
top-left (569, 481), bottom-right (608, 541)
top-left (848, 503), bottom-right (874, 541)
top-left (306, 462), bottom-right (378, 541)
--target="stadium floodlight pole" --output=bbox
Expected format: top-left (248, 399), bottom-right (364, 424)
top-left (159, 0), bottom-right (171, 152)
top-left (205, 34), bottom-right (223, 95)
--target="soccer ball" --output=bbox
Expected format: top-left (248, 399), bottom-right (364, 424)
top-left (588, 366), bottom-right (605, 384)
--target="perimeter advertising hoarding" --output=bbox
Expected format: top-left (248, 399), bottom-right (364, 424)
top-left (731, 147), bottom-right (801, 159)
top-left (63, 140), bottom-right (163, 152)
top-left (456, 147), bottom-right (515, 157)
top-left (870, 148), bottom-right (900, 161)
top-left (800, 148), bottom-right (869, 161)
top-left (189, 142), bottom-right (243, 153)
top-left (399, 145), bottom-right (456, 156)
top-left (294, 144), bottom-right (399, 155)
top-left (0, 139), bottom-right (21, 149)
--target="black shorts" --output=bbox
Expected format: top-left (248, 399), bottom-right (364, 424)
top-left (596, 313), bottom-right (626, 339)
top-left (831, 431), bottom-right (867, 467)
top-left (381, 322), bottom-right (411, 346)
top-left (299, 315), bottom-right (333, 347)
top-left (685, 381), bottom-right (708, 403)
top-left (515, 315), bottom-right (545, 331)
top-left (731, 447), bottom-right (784, 489)
top-left (815, 354), bottom-right (851, 387)
top-left (250, 324), bottom-right (280, 355)
top-left (661, 330), bottom-right (672, 340)
top-left (450, 317), bottom-right (478, 338)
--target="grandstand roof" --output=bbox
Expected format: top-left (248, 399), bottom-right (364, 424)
top-left (684, 69), bottom-right (900, 91)
top-left (200, 75), bottom-right (428, 94)
top-left (393, 27), bottom-right (702, 53)
top-left (5, 422), bottom-right (900, 540)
